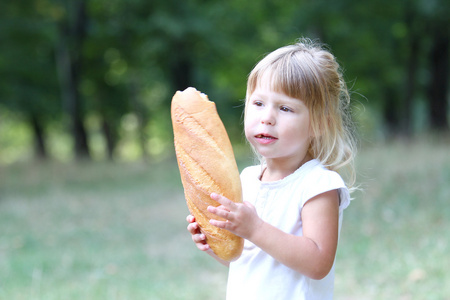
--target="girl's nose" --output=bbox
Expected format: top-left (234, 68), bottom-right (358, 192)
top-left (261, 108), bottom-right (276, 125)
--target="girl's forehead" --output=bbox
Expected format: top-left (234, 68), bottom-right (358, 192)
top-left (255, 70), bottom-right (302, 99)
top-left (254, 70), bottom-right (284, 93)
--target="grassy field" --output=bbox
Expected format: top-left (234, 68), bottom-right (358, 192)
top-left (1, 139), bottom-right (449, 299)
top-left (335, 139), bottom-right (450, 300)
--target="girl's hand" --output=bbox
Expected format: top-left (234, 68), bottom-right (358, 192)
top-left (186, 214), bottom-right (231, 267)
top-left (186, 215), bottom-right (210, 251)
top-left (207, 193), bottom-right (263, 240)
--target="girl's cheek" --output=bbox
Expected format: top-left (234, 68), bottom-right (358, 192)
top-left (243, 118), bottom-right (251, 134)
top-left (244, 127), bottom-right (251, 140)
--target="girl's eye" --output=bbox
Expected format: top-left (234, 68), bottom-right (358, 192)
top-left (253, 101), bottom-right (263, 107)
top-left (280, 106), bottom-right (293, 112)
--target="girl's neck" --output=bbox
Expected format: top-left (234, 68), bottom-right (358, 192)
top-left (261, 155), bottom-right (312, 182)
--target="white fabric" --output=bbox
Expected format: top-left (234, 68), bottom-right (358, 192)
top-left (226, 159), bottom-right (350, 300)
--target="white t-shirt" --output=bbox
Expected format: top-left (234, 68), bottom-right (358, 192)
top-left (226, 159), bottom-right (350, 300)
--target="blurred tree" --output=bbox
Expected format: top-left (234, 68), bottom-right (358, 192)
top-left (300, 0), bottom-right (449, 137)
top-left (401, 0), bottom-right (422, 136)
top-left (424, 0), bottom-right (449, 131)
top-left (55, 0), bottom-right (91, 159)
top-left (427, 28), bottom-right (449, 131)
top-left (84, 0), bottom-right (136, 159)
top-left (1, 0), bottom-right (448, 163)
top-left (0, 1), bottom-right (60, 160)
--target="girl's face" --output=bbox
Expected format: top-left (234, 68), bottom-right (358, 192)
top-left (245, 76), bottom-right (313, 167)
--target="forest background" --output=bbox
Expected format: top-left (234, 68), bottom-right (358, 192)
top-left (1, 0), bottom-right (448, 163)
top-left (1, 1), bottom-right (450, 299)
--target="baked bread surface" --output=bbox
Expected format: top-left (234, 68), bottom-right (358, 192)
top-left (171, 87), bottom-right (244, 261)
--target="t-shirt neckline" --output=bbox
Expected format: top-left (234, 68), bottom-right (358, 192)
top-left (256, 159), bottom-right (320, 188)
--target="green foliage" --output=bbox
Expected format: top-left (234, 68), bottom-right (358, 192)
top-left (0, 0), bottom-right (448, 163)
top-left (0, 111), bottom-right (33, 163)
top-left (0, 1), bottom-right (59, 118)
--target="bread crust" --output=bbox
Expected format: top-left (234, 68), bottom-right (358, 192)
top-left (171, 87), bottom-right (244, 261)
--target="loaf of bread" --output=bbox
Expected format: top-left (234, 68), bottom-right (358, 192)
top-left (171, 87), bottom-right (244, 262)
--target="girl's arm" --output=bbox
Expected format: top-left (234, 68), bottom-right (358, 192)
top-left (208, 190), bottom-right (339, 279)
top-left (186, 215), bottom-right (230, 267)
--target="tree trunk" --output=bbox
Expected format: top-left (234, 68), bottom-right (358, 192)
top-left (101, 119), bottom-right (115, 160)
top-left (129, 79), bottom-right (149, 162)
top-left (428, 27), bottom-right (449, 131)
top-left (29, 113), bottom-right (47, 160)
top-left (401, 1), bottom-right (420, 137)
top-left (55, 0), bottom-right (90, 160)
top-left (383, 86), bottom-right (402, 137)
top-left (170, 42), bottom-right (193, 91)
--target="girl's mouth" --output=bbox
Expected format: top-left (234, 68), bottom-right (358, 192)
top-left (255, 134), bottom-right (277, 144)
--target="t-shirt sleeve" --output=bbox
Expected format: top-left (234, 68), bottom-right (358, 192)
top-left (301, 169), bottom-right (350, 211)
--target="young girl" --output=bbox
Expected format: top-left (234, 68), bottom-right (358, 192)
top-left (187, 38), bottom-right (356, 300)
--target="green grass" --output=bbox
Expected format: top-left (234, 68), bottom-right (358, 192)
top-left (0, 161), bottom-right (227, 300)
top-left (1, 139), bottom-right (449, 299)
top-left (335, 139), bottom-right (450, 300)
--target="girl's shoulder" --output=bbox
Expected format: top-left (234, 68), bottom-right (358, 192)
top-left (301, 161), bottom-right (350, 209)
top-left (302, 160), bottom-right (343, 181)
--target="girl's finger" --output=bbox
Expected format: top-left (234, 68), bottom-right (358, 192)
top-left (192, 233), bottom-right (206, 243)
top-left (207, 205), bottom-right (233, 220)
top-left (210, 193), bottom-right (237, 211)
top-left (187, 222), bottom-right (199, 234)
top-left (209, 219), bottom-right (230, 230)
top-left (197, 243), bottom-right (210, 251)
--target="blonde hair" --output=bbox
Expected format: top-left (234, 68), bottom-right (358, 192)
top-left (245, 38), bottom-right (357, 187)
